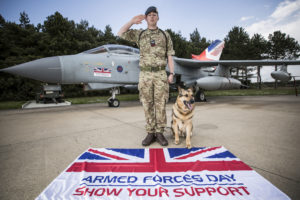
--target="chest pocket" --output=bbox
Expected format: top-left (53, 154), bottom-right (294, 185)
top-left (138, 29), bottom-right (168, 58)
top-left (152, 34), bottom-right (165, 48)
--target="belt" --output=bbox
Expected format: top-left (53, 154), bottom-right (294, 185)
top-left (140, 66), bottom-right (166, 72)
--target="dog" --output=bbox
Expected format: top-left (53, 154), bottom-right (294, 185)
top-left (171, 86), bottom-right (196, 149)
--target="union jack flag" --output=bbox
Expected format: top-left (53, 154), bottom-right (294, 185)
top-left (67, 147), bottom-right (251, 173)
top-left (93, 67), bottom-right (112, 77)
top-left (94, 67), bottom-right (111, 73)
top-left (37, 147), bottom-right (290, 200)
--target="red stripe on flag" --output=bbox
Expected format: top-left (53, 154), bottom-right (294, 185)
top-left (66, 149), bottom-right (252, 172)
top-left (175, 147), bottom-right (222, 160)
top-left (94, 71), bottom-right (111, 73)
top-left (88, 149), bottom-right (128, 160)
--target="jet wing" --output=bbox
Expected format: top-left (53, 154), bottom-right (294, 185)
top-left (173, 57), bottom-right (300, 68)
top-left (173, 57), bottom-right (219, 67)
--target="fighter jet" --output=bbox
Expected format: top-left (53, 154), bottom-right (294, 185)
top-left (1, 41), bottom-right (300, 107)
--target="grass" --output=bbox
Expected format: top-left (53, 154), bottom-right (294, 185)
top-left (0, 101), bottom-right (27, 110)
top-left (0, 87), bottom-right (297, 110)
top-left (205, 88), bottom-right (296, 96)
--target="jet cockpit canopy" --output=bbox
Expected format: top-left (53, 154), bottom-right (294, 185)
top-left (81, 44), bottom-right (139, 55)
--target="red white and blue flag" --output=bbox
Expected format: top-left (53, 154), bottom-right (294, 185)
top-left (93, 67), bottom-right (112, 77)
top-left (36, 147), bottom-right (290, 199)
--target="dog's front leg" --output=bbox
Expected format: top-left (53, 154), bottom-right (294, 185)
top-left (172, 121), bottom-right (180, 145)
top-left (185, 124), bottom-right (193, 149)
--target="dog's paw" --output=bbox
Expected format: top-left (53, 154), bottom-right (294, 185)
top-left (186, 143), bottom-right (192, 149)
top-left (174, 139), bottom-right (180, 145)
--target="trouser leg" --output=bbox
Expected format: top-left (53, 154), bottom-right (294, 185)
top-left (138, 71), bottom-right (155, 133)
top-left (153, 71), bottom-right (169, 133)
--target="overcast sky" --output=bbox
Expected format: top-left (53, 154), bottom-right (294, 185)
top-left (1, 0), bottom-right (300, 79)
top-left (1, 0), bottom-right (299, 42)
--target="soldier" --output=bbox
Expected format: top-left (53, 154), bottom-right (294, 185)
top-left (118, 6), bottom-right (175, 146)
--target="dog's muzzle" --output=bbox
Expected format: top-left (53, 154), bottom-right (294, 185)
top-left (184, 99), bottom-right (195, 110)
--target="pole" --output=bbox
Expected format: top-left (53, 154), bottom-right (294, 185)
top-left (293, 77), bottom-right (298, 96)
top-left (257, 66), bottom-right (261, 90)
top-left (275, 65), bottom-right (278, 89)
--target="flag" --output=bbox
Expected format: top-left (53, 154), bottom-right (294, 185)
top-left (93, 67), bottom-right (112, 77)
top-left (36, 147), bottom-right (290, 200)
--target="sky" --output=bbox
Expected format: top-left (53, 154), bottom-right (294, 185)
top-left (1, 0), bottom-right (299, 42)
top-left (0, 0), bottom-right (300, 80)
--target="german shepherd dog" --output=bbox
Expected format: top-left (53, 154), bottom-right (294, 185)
top-left (171, 86), bottom-right (195, 149)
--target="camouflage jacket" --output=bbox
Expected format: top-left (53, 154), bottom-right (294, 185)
top-left (121, 28), bottom-right (175, 68)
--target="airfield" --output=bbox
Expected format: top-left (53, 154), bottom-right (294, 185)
top-left (0, 95), bottom-right (299, 199)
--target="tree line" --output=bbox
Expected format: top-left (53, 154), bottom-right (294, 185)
top-left (0, 11), bottom-right (299, 101)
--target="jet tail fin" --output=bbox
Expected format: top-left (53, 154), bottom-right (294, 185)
top-left (192, 40), bottom-right (225, 61)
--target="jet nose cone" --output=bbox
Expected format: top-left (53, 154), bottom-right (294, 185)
top-left (1, 56), bottom-right (62, 83)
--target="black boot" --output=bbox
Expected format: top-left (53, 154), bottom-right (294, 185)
top-left (142, 133), bottom-right (156, 146)
top-left (156, 133), bottom-right (168, 146)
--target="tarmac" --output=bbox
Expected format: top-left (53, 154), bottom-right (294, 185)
top-left (0, 95), bottom-right (299, 200)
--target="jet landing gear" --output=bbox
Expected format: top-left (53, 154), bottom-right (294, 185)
top-left (108, 87), bottom-right (120, 107)
top-left (195, 89), bottom-right (206, 102)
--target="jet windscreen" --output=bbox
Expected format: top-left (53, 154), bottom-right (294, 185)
top-left (82, 46), bottom-right (107, 54)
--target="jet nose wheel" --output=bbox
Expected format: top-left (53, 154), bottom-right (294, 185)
top-left (108, 87), bottom-right (120, 107)
top-left (108, 99), bottom-right (120, 107)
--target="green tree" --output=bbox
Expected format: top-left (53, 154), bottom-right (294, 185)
top-left (42, 11), bottom-right (76, 55)
top-left (267, 30), bottom-right (300, 60)
top-left (73, 20), bottom-right (103, 52)
top-left (249, 34), bottom-right (268, 89)
top-left (221, 27), bottom-right (252, 85)
top-left (19, 11), bottom-right (30, 28)
top-left (189, 28), bottom-right (209, 56)
top-left (267, 31), bottom-right (300, 88)
top-left (166, 29), bottom-right (189, 58)
top-left (0, 14), bottom-right (5, 27)
top-left (103, 25), bottom-right (117, 44)
top-left (0, 13), bottom-right (42, 101)
top-left (249, 33), bottom-right (268, 60)
top-left (222, 26), bottom-right (251, 60)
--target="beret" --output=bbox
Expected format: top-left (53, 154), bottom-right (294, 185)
top-left (145, 6), bottom-right (158, 16)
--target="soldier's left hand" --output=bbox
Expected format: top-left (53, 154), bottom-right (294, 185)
top-left (168, 74), bottom-right (174, 84)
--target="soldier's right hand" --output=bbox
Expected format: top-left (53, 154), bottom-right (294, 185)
top-left (131, 15), bottom-right (145, 24)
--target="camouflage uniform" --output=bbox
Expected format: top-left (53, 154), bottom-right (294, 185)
top-left (121, 28), bottom-right (175, 133)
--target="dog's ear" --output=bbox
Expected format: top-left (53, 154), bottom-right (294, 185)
top-left (191, 86), bottom-right (196, 93)
top-left (178, 86), bottom-right (182, 93)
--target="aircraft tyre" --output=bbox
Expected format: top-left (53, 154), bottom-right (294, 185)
top-left (108, 99), bottom-right (120, 107)
top-left (195, 90), bottom-right (206, 102)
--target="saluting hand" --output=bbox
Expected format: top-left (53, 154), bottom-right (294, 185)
top-left (131, 15), bottom-right (145, 25)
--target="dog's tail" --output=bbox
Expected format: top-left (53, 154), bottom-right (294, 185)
top-left (191, 40), bottom-right (225, 61)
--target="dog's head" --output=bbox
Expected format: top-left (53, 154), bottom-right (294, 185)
top-left (177, 86), bottom-right (195, 111)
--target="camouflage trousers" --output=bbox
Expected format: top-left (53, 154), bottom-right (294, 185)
top-left (138, 70), bottom-right (169, 133)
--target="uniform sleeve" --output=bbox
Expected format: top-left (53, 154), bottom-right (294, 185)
top-left (165, 31), bottom-right (175, 56)
top-left (120, 29), bottom-right (142, 44)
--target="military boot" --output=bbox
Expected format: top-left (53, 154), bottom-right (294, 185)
top-left (142, 133), bottom-right (156, 146)
top-left (156, 133), bottom-right (168, 146)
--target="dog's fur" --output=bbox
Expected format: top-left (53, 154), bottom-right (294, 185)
top-left (171, 86), bottom-right (195, 149)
